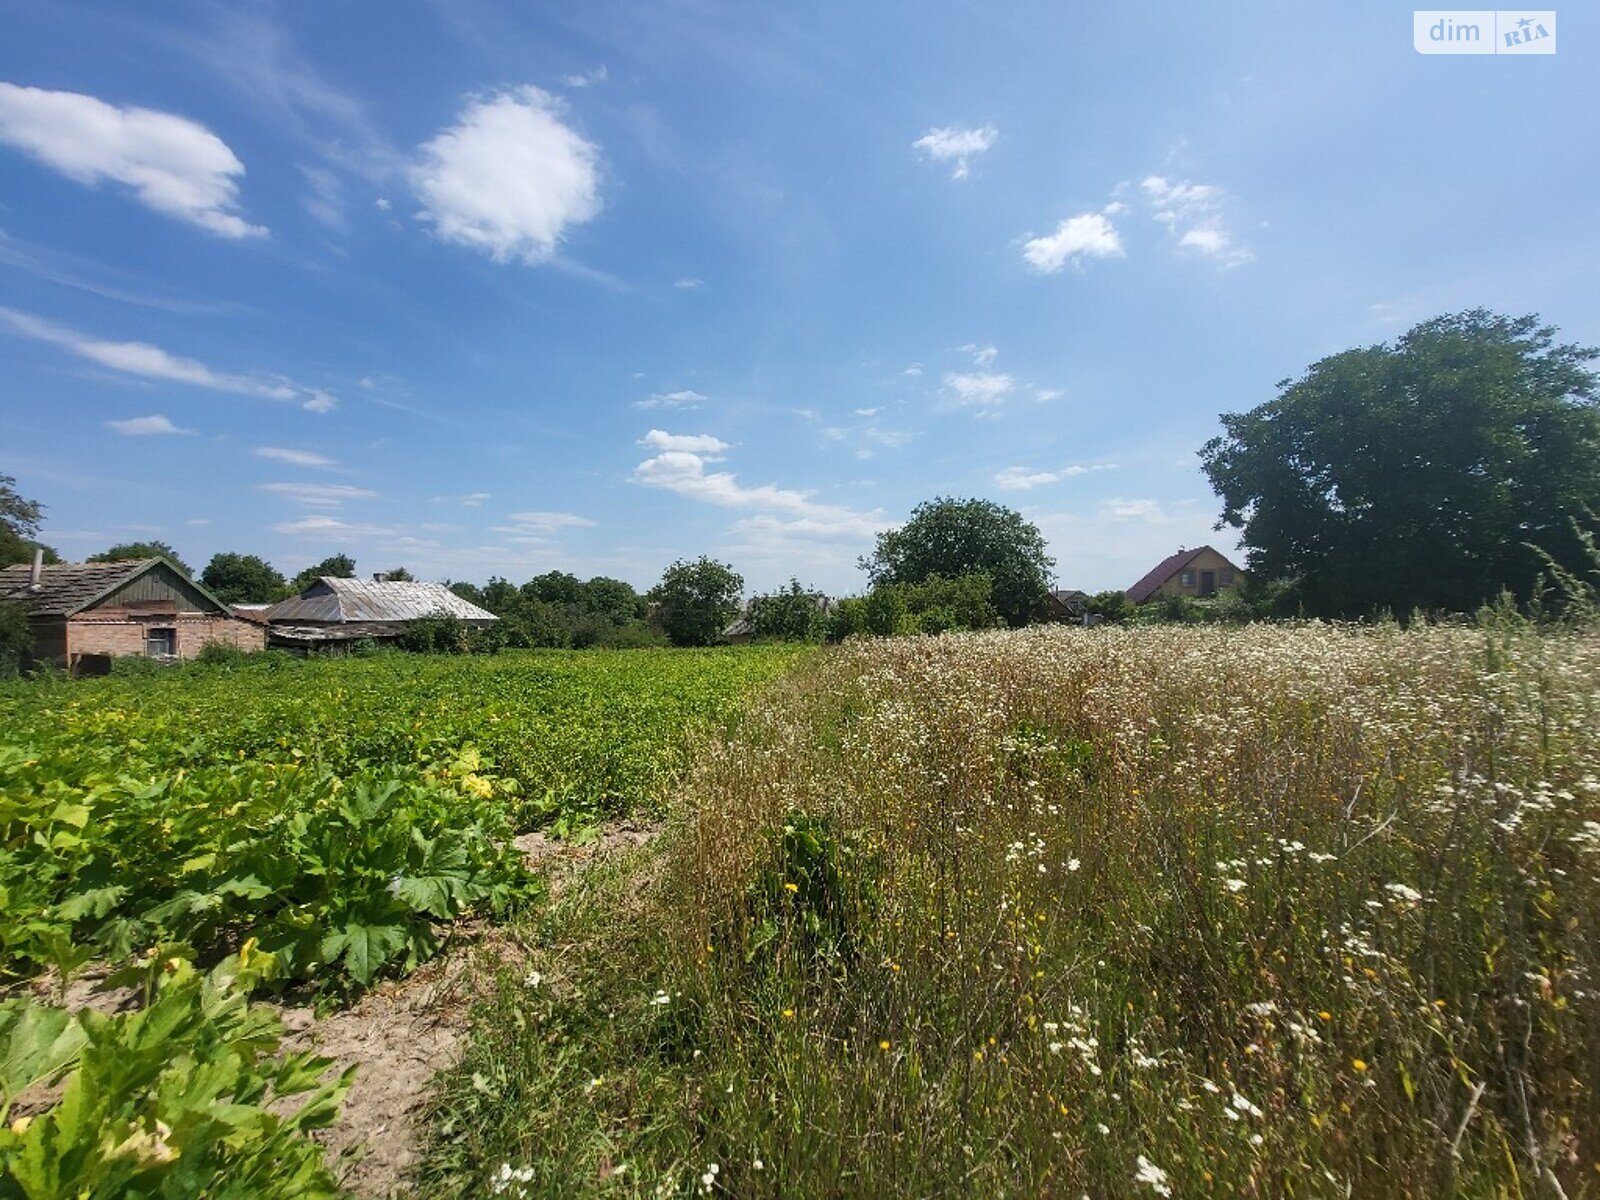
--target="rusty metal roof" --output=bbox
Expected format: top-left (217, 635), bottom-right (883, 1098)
top-left (264, 576), bottom-right (498, 624)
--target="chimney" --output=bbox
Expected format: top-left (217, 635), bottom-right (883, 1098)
top-left (372, 572), bottom-right (385, 582)
top-left (28, 546), bottom-right (43, 590)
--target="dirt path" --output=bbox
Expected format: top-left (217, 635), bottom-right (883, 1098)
top-left (289, 817), bottom-right (662, 1197)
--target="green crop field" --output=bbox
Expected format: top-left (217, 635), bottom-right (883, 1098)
top-left (0, 646), bottom-right (801, 1197)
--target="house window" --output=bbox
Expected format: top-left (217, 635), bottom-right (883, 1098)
top-left (146, 627), bottom-right (176, 658)
top-left (1179, 569), bottom-right (1196, 587)
top-left (1219, 568), bottom-right (1235, 587)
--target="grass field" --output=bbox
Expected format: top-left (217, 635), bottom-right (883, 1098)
top-left (428, 622), bottom-right (1600, 1199)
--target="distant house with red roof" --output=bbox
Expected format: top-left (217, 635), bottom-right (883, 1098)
top-left (1126, 546), bottom-right (1245, 604)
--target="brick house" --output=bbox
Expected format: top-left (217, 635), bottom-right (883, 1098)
top-left (0, 554), bottom-right (264, 673)
top-left (1126, 546), bottom-right (1246, 604)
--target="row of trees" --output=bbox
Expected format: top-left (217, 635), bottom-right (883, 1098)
top-left (7, 307), bottom-right (1599, 647)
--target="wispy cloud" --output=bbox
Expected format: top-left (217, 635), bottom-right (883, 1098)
top-left (994, 463), bottom-right (1115, 490)
top-left (960, 343), bottom-right (998, 367)
top-left (634, 389), bottom-right (706, 410)
top-left (672, 277), bottom-right (703, 289)
top-left (1022, 212), bottom-right (1124, 273)
top-left (1, 308), bottom-right (337, 410)
top-left (0, 83), bottom-right (265, 238)
top-left (274, 514), bottom-right (396, 539)
top-left (412, 86), bottom-right (600, 265)
top-left (105, 414), bottom-right (191, 436)
top-left (1139, 175), bottom-right (1252, 266)
top-left (254, 446), bottom-right (336, 468)
top-left (913, 125), bottom-right (997, 180)
top-left (260, 482), bottom-right (378, 506)
top-left (563, 65), bottom-right (609, 89)
top-left (489, 510), bottom-right (597, 543)
top-left (431, 491), bottom-right (491, 507)
top-left (942, 371), bottom-right (1015, 409)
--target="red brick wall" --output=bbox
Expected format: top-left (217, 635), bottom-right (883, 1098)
top-left (67, 614), bottom-right (265, 666)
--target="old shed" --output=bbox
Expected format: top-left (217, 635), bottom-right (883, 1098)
top-left (0, 555), bottom-right (265, 673)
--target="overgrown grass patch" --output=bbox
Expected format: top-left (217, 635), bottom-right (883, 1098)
top-left (423, 622), bottom-right (1600, 1198)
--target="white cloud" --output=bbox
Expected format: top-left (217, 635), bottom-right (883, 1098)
top-left (960, 342), bottom-right (999, 367)
top-left (488, 510), bottom-right (596, 543)
top-left (995, 465), bottom-right (1088, 490)
top-left (105, 414), bottom-right (191, 436)
top-left (1022, 212), bottom-right (1124, 273)
top-left (563, 65), bottom-right (608, 88)
top-left (260, 482), bottom-right (378, 506)
top-left (1139, 175), bottom-right (1252, 266)
top-left (913, 125), bottom-right (997, 180)
top-left (639, 429), bottom-right (730, 455)
top-left (672, 277), bottom-right (703, 289)
top-left (275, 514), bottom-right (396, 539)
top-left (0, 83), bottom-right (264, 237)
top-left (634, 389), bottom-right (706, 410)
top-left (412, 86), bottom-right (600, 265)
top-left (0, 308), bottom-right (336, 408)
top-left (1032, 386), bottom-right (1064, 402)
top-left (903, 364), bottom-right (923, 377)
top-left (1100, 497), bottom-right (1166, 521)
top-left (994, 462), bottom-right (1113, 490)
top-left (853, 407), bottom-right (878, 417)
top-left (942, 370), bottom-right (1015, 408)
top-left (255, 446), bottom-right (336, 468)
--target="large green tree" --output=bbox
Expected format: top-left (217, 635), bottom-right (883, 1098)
top-left (200, 553), bottom-right (287, 604)
top-left (1200, 310), bottom-right (1600, 617)
top-left (749, 578), bottom-right (827, 642)
top-left (861, 497), bottom-right (1053, 627)
top-left (289, 554), bottom-right (357, 593)
top-left (648, 557), bottom-right (743, 647)
top-left (0, 473), bottom-right (56, 568)
top-left (88, 541), bottom-right (189, 574)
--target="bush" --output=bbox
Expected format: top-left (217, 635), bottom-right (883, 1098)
top-left (397, 612), bottom-right (470, 654)
top-left (0, 601), bottom-right (29, 679)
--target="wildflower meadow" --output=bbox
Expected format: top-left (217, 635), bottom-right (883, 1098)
top-left (434, 619), bottom-right (1600, 1198)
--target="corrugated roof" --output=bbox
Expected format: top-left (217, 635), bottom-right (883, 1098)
top-left (0, 558), bottom-right (175, 617)
top-left (265, 577), bottom-right (498, 624)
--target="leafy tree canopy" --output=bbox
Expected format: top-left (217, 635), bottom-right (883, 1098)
top-left (1201, 310), bottom-right (1600, 617)
top-left (382, 566), bottom-right (416, 582)
top-left (88, 541), bottom-right (189, 575)
top-left (0, 472), bottom-right (55, 568)
top-left (200, 553), bottom-right (287, 605)
top-left (648, 557), bottom-right (743, 647)
top-left (289, 554), bottom-right (357, 593)
top-left (749, 578), bottom-right (827, 642)
top-left (861, 497), bottom-right (1054, 626)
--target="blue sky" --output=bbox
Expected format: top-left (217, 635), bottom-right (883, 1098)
top-left (2, 2), bottom-right (1595, 595)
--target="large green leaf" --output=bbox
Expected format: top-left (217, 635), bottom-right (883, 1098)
top-left (318, 922), bottom-right (408, 987)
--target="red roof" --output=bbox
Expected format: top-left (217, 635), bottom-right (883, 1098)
top-left (1126, 546), bottom-right (1238, 604)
